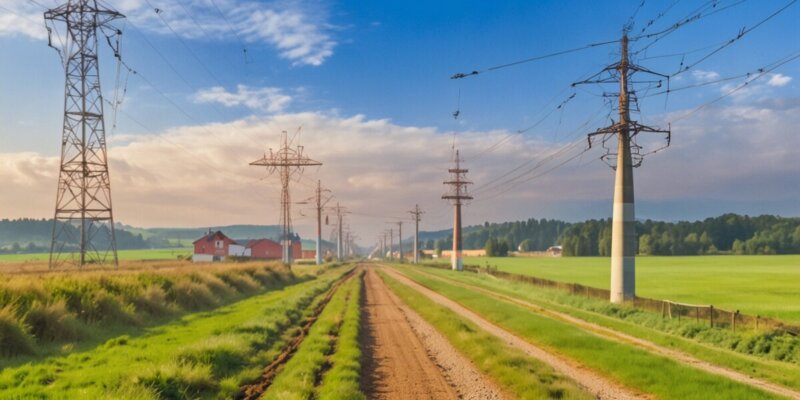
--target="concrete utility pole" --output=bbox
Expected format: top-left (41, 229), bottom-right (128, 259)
top-left (388, 228), bottom-right (394, 260)
top-left (330, 203), bottom-right (348, 261)
top-left (442, 150), bottom-right (473, 271)
top-left (313, 180), bottom-right (331, 265)
top-left (46, 0), bottom-right (125, 268)
top-left (396, 221), bottom-right (404, 263)
top-left (409, 204), bottom-right (424, 264)
top-left (250, 131), bottom-right (322, 265)
top-left (575, 32), bottom-right (670, 303)
top-left (382, 232), bottom-right (388, 259)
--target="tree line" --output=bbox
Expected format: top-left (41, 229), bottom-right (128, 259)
top-left (425, 214), bottom-right (800, 256)
top-left (560, 214), bottom-right (800, 256)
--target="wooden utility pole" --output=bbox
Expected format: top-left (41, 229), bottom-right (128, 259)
top-left (409, 205), bottom-right (424, 264)
top-left (313, 180), bottom-right (331, 265)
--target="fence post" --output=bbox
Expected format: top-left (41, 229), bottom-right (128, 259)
top-left (696, 307), bottom-right (699, 324)
top-left (733, 310), bottom-right (738, 332)
top-left (710, 305), bottom-right (714, 328)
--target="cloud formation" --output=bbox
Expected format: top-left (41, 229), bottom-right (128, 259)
top-left (767, 73), bottom-right (792, 87)
top-left (193, 85), bottom-right (293, 113)
top-left (0, 0), bottom-right (337, 66)
top-left (2, 97), bottom-right (798, 241)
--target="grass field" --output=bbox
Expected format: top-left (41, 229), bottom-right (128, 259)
top-left (462, 255), bottom-right (800, 322)
top-left (0, 248), bottom-right (192, 263)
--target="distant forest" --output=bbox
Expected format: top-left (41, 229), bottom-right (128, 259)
top-left (427, 214), bottom-right (800, 256)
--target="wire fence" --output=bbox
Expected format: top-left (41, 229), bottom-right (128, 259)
top-left (423, 262), bottom-right (798, 335)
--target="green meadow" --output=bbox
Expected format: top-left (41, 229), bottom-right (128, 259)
top-left (0, 248), bottom-right (192, 263)
top-left (462, 255), bottom-right (800, 322)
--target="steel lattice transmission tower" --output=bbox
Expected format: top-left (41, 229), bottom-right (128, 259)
top-left (251, 131), bottom-right (322, 265)
top-left (574, 32), bottom-right (670, 303)
top-left (442, 150), bottom-right (472, 271)
top-left (45, 0), bottom-right (124, 268)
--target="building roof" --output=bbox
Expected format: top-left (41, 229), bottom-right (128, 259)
top-left (245, 238), bottom-right (281, 248)
top-left (192, 230), bottom-right (236, 245)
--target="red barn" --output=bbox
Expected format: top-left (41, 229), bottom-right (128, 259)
top-left (246, 239), bottom-right (283, 260)
top-left (193, 231), bottom-right (236, 262)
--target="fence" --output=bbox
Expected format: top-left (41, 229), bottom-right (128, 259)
top-left (422, 262), bottom-right (797, 335)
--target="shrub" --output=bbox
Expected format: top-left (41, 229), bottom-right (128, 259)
top-left (0, 305), bottom-right (35, 357)
top-left (24, 300), bottom-right (84, 342)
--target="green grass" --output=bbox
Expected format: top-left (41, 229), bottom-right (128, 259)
top-left (0, 266), bottom-right (351, 399)
top-left (264, 272), bottom-right (364, 400)
top-left (394, 266), bottom-right (782, 400)
top-left (411, 265), bottom-right (800, 391)
top-left (380, 270), bottom-right (589, 399)
top-left (0, 248), bottom-right (192, 263)
top-left (316, 272), bottom-right (366, 400)
top-left (464, 255), bottom-right (800, 322)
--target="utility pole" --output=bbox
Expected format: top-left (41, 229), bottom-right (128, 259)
top-left (388, 228), bottom-right (394, 260)
top-left (330, 203), bottom-right (348, 261)
top-left (442, 150), bottom-right (473, 271)
top-left (574, 32), bottom-right (670, 303)
top-left (45, 1), bottom-right (124, 268)
top-left (396, 221), bottom-right (404, 263)
top-left (250, 131), bottom-right (322, 266)
top-left (382, 231), bottom-right (388, 259)
top-left (313, 180), bottom-right (331, 265)
top-left (409, 204), bottom-right (424, 264)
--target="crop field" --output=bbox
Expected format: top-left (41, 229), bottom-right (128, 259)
top-left (458, 255), bottom-right (800, 322)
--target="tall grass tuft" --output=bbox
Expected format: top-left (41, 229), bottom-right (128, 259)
top-left (24, 300), bottom-right (84, 342)
top-left (169, 280), bottom-right (218, 311)
top-left (135, 361), bottom-right (218, 398)
top-left (0, 305), bottom-right (35, 356)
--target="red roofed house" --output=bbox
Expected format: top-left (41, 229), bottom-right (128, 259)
top-left (193, 230), bottom-right (236, 262)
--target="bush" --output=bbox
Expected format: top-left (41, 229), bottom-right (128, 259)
top-left (0, 305), bottom-right (35, 356)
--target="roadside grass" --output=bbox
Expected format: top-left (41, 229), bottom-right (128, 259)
top-left (459, 255), bottom-right (800, 322)
top-left (412, 265), bottom-right (800, 391)
top-left (316, 271), bottom-right (365, 400)
top-left (379, 270), bottom-right (590, 400)
top-left (263, 271), bottom-right (365, 400)
top-left (395, 267), bottom-right (783, 400)
top-left (0, 266), bottom-right (351, 398)
top-left (0, 262), bottom-right (294, 360)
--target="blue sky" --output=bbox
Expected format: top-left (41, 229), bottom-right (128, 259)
top-left (0, 0), bottom-right (798, 242)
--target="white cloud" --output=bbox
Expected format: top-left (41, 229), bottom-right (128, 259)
top-left (692, 70), bottom-right (720, 82)
top-left (0, 0), bottom-right (337, 66)
top-left (1, 100), bottom-right (798, 239)
top-left (193, 85), bottom-right (293, 113)
top-left (767, 73), bottom-right (792, 87)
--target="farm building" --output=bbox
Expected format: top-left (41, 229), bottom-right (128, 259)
top-left (546, 245), bottom-right (563, 257)
top-left (192, 230), bottom-right (304, 262)
top-left (193, 230), bottom-right (237, 262)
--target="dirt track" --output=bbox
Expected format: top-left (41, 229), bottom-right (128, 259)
top-left (380, 265), bottom-right (646, 400)
top-left (361, 267), bottom-right (504, 399)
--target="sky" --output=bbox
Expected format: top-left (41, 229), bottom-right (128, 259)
top-left (0, 0), bottom-right (798, 246)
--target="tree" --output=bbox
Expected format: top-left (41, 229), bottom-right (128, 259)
top-left (638, 234), bottom-right (652, 255)
top-left (518, 239), bottom-right (532, 252)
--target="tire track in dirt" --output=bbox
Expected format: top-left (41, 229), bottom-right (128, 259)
top-left (361, 267), bottom-right (505, 399)
top-left (412, 266), bottom-right (800, 400)
top-left (380, 265), bottom-right (646, 400)
top-left (237, 268), bottom-right (357, 400)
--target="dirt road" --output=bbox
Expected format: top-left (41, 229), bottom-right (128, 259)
top-left (380, 265), bottom-right (646, 400)
top-left (361, 267), bottom-right (505, 399)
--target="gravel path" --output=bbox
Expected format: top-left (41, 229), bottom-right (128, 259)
top-left (381, 265), bottom-right (646, 400)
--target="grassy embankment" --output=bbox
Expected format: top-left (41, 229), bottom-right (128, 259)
top-left (394, 266), bottom-right (783, 400)
top-left (379, 270), bottom-right (590, 399)
top-left (263, 271), bottom-right (365, 400)
top-left (462, 255), bottom-right (800, 323)
top-left (0, 264), bottom-right (349, 398)
top-left (412, 265), bottom-right (800, 391)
